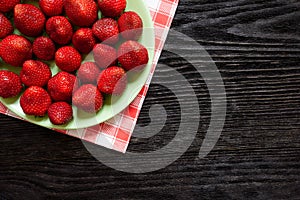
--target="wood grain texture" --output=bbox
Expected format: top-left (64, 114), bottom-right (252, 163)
top-left (0, 0), bottom-right (300, 199)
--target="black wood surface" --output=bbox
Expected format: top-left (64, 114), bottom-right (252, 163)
top-left (1, 0), bottom-right (300, 199)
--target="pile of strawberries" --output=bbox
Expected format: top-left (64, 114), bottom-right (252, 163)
top-left (0, 0), bottom-right (149, 125)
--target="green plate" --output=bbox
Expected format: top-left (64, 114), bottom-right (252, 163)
top-left (0, 0), bottom-right (154, 130)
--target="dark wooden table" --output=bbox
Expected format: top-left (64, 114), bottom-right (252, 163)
top-left (1, 0), bottom-right (300, 199)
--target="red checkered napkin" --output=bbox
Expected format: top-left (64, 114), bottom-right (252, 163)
top-left (0, 0), bottom-right (179, 153)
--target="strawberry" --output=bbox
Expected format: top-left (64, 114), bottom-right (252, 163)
top-left (20, 86), bottom-right (52, 116)
top-left (0, 70), bottom-right (23, 98)
top-left (48, 102), bottom-right (73, 125)
top-left (92, 18), bottom-right (119, 45)
top-left (118, 11), bottom-right (143, 40)
top-left (72, 28), bottom-right (96, 54)
top-left (20, 60), bottom-right (52, 87)
top-left (64, 0), bottom-right (98, 27)
top-left (93, 43), bottom-right (117, 69)
top-left (39, 0), bottom-right (64, 16)
top-left (97, 66), bottom-right (127, 95)
top-left (32, 36), bottom-right (56, 61)
top-left (55, 46), bottom-right (82, 72)
top-left (0, 0), bottom-right (20, 13)
top-left (118, 40), bottom-right (149, 71)
top-left (72, 84), bottom-right (103, 113)
top-left (47, 71), bottom-right (77, 102)
top-left (0, 35), bottom-right (32, 67)
top-left (77, 62), bottom-right (100, 84)
top-left (46, 16), bottom-right (73, 45)
top-left (97, 0), bottom-right (126, 18)
top-left (14, 4), bottom-right (46, 37)
top-left (0, 13), bottom-right (13, 39)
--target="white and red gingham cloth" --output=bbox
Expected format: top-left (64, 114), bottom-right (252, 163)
top-left (0, 0), bottom-right (179, 153)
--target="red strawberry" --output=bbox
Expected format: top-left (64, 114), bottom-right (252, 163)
top-left (39, 0), bottom-right (64, 16)
top-left (48, 102), bottom-right (73, 125)
top-left (46, 16), bottom-right (73, 45)
top-left (97, 0), bottom-right (126, 18)
top-left (77, 62), bottom-right (100, 84)
top-left (93, 43), bottom-right (117, 69)
top-left (72, 84), bottom-right (103, 113)
top-left (47, 71), bottom-right (77, 102)
top-left (0, 0), bottom-right (20, 13)
top-left (20, 86), bottom-right (52, 116)
top-left (118, 11), bottom-right (143, 40)
top-left (20, 60), bottom-right (52, 87)
top-left (97, 66), bottom-right (127, 95)
top-left (0, 13), bottom-right (13, 39)
top-left (33, 36), bottom-right (56, 61)
top-left (72, 28), bottom-right (96, 54)
top-left (118, 40), bottom-right (149, 71)
top-left (0, 70), bottom-right (22, 98)
top-left (64, 0), bottom-right (98, 27)
top-left (92, 18), bottom-right (119, 45)
top-left (14, 4), bottom-right (46, 37)
top-left (55, 46), bottom-right (82, 72)
top-left (0, 35), bottom-right (32, 67)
